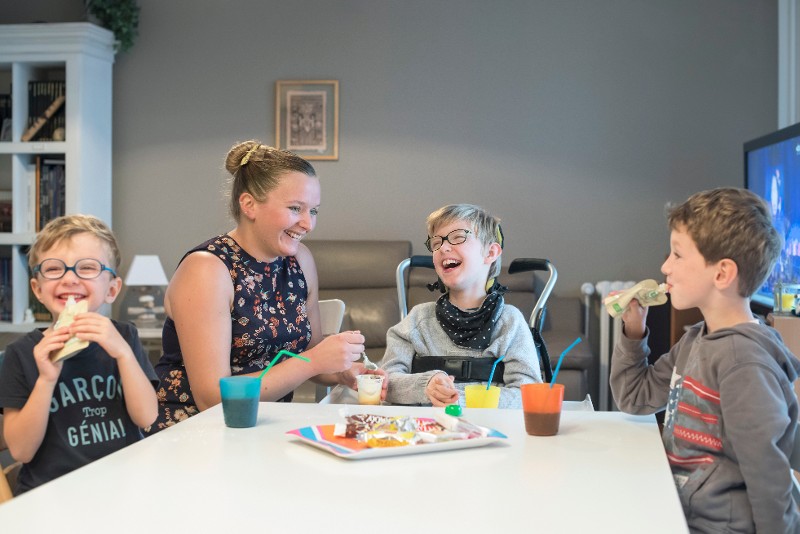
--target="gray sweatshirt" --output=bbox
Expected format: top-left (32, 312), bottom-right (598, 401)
top-left (379, 301), bottom-right (541, 408)
top-left (610, 321), bottom-right (800, 533)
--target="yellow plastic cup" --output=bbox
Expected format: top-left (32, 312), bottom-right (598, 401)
top-left (465, 384), bottom-right (501, 408)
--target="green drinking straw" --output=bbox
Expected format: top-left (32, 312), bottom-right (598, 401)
top-left (550, 337), bottom-right (582, 388)
top-left (486, 354), bottom-right (506, 390)
top-left (258, 349), bottom-right (310, 379)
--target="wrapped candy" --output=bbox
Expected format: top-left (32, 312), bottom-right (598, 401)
top-left (334, 414), bottom-right (457, 447)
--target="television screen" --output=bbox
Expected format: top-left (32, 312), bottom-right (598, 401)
top-left (744, 122), bottom-right (800, 308)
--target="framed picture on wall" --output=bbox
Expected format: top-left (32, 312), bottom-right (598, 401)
top-left (275, 80), bottom-right (339, 160)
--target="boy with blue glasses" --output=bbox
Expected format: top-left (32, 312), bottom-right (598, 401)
top-left (0, 214), bottom-right (158, 494)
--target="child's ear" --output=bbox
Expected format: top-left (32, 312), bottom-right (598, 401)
top-left (714, 258), bottom-right (739, 290)
top-left (484, 242), bottom-right (502, 264)
top-left (105, 276), bottom-right (123, 304)
top-left (30, 277), bottom-right (43, 303)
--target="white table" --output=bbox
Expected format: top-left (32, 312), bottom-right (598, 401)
top-left (0, 403), bottom-right (688, 533)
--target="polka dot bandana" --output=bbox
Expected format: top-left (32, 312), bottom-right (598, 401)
top-left (434, 284), bottom-right (506, 350)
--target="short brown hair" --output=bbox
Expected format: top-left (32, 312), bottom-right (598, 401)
top-left (28, 214), bottom-right (121, 272)
top-left (426, 203), bottom-right (503, 279)
top-left (225, 140), bottom-right (316, 221)
top-left (667, 187), bottom-right (781, 297)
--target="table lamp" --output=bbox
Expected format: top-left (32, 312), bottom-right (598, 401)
top-left (122, 255), bottom-right (169, 328)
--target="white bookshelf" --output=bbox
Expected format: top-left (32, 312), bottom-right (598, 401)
top-left (0, 23), bottom-right (115, 330)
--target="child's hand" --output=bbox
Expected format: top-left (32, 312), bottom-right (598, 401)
top-left (33, 327), bottom-right (68, 382)
top-left (340, 365), bottom-right (389, 401)
top-left (620, 295), bottom-right (648, 339)
top-left (69, 312), bottom-right (135, 361)
top-left (361, 367), bottom-right (389, 400)
top-left (426, 373), bottom-right (458, 407)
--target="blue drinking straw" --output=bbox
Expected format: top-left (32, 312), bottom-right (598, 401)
top-left (258, 349), bottom-right (310, 379)
top-left (550, 337), bottom-right (582, 388)
top-left (486, 354), bottom-right (506, 390)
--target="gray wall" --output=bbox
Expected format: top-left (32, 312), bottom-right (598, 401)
top-left (2, 1), bottom-right (779, 296)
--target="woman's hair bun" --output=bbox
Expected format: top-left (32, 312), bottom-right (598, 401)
top-left (225, 140), bottom-right (260, 174)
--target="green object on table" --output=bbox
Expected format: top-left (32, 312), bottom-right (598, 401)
top-left (445, 404), bottom-right (463, 417)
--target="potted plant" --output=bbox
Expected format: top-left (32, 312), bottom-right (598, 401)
top-left (85, 0), bottom-right (140, 53)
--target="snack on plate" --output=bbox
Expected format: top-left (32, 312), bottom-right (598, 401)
top-left (340, 414), bottom-right (389, 438)
top-left (334, 413), bottom-right (476, 448)
top-left (364, 431), bottom-right (419, 448)
top-left (373, 415), bottom-right (417, 433)
top-left (51, 296), bottom-right (89, 362)
top-left (434, 412), bottom-right (490, 439)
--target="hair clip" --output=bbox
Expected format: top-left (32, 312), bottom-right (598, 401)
top-left (240, 144), bottom-right (259, 166)
top-left (485, 277), bottom-right (496, 293)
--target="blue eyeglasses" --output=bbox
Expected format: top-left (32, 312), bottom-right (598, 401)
top-left (33, 258), bottom-right (118, 280)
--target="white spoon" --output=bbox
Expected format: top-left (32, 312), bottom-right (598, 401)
top-left (361, 352), bottom-right (378, 371)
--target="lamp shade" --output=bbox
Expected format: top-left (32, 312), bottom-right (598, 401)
top-left (124, 255), bottom-right (169, 286)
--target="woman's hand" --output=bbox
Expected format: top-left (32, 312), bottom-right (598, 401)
top-left (307, 330), bottom-right (365, 375)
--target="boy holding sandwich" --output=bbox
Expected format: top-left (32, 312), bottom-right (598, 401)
top-left (610, 188), bottom-right (800, 532)
top-left (0, 214), bottom-right (158, 494)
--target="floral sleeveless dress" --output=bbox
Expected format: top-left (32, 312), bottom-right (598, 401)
top-left (146, 235), bottom-right (312, 433)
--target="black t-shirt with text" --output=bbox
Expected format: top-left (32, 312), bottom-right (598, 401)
top-left (0, 321), bottom-right (158, 494)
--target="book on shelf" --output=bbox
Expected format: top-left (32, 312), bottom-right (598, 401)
top-left (0, 93), bottom-right (10, 142)
top-left (0, 257), bottom-right (11, 322)
top-left (0, 190), bottom-right (11, 233)
top-left (34, 156), bottom-right (66, 232)
top-left (0, 118), bottom-right (10, 142)
top-left (22, 80), bottom-right (65, 142)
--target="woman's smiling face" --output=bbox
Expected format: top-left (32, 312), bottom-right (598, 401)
top-left (247, 171), bottom-right (321, 261)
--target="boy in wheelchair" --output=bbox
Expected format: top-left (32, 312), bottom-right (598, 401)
top-left (380, 204), bottom-right (541, 408)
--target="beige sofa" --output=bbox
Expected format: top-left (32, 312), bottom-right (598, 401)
top-left (303, 239), bottom-right (596, 402)
top-left (306, 240), bottom-right (411, 361)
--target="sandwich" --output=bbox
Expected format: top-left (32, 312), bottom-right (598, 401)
top-left (51, 295), bottom-right (89, 362)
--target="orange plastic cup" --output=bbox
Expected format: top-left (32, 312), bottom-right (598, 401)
top-left (521, 383), bottom-right (564, 436)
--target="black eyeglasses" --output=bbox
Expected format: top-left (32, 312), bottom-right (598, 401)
top-left (425, 229), bottom-right (471, 252)
top-left (32, 258), bottom-right (118, 280)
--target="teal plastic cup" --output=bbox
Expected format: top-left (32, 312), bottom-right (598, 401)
top-left (219, 376), bottom-right (261, 428)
